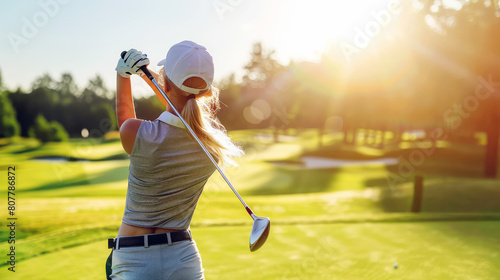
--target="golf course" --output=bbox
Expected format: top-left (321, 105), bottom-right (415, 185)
top-left (2, 1), bottom-right (500, 279)
top-left (1, 129), bottom-right (499, 279)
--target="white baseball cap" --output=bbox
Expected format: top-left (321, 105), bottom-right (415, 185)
top-left (157, 41), bottom-right (214, 95)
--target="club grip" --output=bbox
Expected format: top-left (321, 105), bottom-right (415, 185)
top-left (120, 50), bottom-right (154, 81)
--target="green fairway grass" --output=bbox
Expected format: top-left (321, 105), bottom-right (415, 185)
top-left (1, 222), bottom-right (498, 280)
top-left (1, 132), bottom-right (499, 279)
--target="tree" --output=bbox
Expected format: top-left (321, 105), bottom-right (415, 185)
top-left (55, 73), bottom-right (79, 104)
top-left (218, 73), bottom-right (247, 129)
top-left (91, 103), bottom-right (117, 132)
top-left (0, 68), bottom-right (4, 91)
top-left (82, 75), bottom-right (110, 103)
top-left (239, 43), bottom-right (292, 137)
top-left (0, 93), bottom-right (20, 137)
top-left (415, 0), bottom-right (500, 177)
top-left (28, 114), bottom-right (68, 142)
top-left (31, 73), bottom-right (55, 90)
top-left (219, 73), bottom-right (242, 101)
top-left (243, 42), bottom-right (283, 88)
top-left (134, 95), bottom-right (165, 121)
top-left (30, 86), bottom-right (61, 120)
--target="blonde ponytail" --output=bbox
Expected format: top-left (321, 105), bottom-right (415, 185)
top-left (160, 69), bottom-right (244, 166)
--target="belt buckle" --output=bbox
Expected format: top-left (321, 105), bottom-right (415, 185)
top-left (166, 232), bottom-right (172, 245)
top-left (144, 234), bottom-right (149, 248)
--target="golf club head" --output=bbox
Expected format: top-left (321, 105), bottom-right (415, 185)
top-left (249, 216), bottom-right (270, 252)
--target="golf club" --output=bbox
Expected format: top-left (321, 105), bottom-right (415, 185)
top-left (121, 51), bottom-right (270, 252)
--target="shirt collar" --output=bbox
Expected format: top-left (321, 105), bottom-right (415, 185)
top-left (157, 111), bottom-right (185, 129)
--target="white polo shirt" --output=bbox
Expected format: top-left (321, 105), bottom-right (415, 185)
top-left (122, 111), bottom-right (216, 230)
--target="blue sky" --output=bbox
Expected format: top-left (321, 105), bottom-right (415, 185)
top-left (0, 0), bottom-right (397, 96)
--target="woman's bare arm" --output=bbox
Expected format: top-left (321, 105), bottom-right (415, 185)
top-left (116, 73), bottom-right (136, 128)
top-left (116, 73), bottom-right (141, 154)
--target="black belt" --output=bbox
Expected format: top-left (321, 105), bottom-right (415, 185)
top-left (108, 230), bottom-right (192, 249)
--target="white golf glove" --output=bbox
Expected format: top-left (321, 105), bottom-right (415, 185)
top-left (116, 49), bottom-right (150, 78)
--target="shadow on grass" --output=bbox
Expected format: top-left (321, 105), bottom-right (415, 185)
top-left (243, 166), bottom-right (351, 196)
top-left (11, 146), bottom-right (42, 154)
top-left (245, 162), bottom-right (397, 196)
top-left (384, 145), bottom-right (485, 178)
top-left (304, 144), bottom-right (386, 160)
top-left (307, 142), bottom-right (485, 176)
top-left (30, 153), bottom-right (129, 162)
top-left (20, 165), bottom-right (129, 193)
top-left (364, 176), bottom-right (405, 187)
top-left (377, 176), bottom-right (500, 213)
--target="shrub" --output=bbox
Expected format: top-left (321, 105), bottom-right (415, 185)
top-left (0, 93), bottom-right (21, 137)
top-left (28, 114), bottom-right (68, 142)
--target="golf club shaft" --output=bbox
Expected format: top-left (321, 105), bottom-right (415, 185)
top-left (148, 77), bottom-right (254, 216)
top-left (122, 55), bottom-right (255, 217)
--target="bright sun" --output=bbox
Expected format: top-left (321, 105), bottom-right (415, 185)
top-left (270, 0), bottom-right (401, 62)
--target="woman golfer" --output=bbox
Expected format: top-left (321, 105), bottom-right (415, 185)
top-left (108, 41), bottom-right (243, 279)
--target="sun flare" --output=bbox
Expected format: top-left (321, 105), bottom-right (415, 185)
top-left (271, 0), bottom-right (400, 62)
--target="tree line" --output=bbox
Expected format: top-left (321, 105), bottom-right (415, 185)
top-left (0, 71), bottom-right (117, 142)
top-left (1, 1), bottom-right (499, 171)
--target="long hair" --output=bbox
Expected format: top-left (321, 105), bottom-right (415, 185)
top-left (158, 68), bottom-right (244, 167)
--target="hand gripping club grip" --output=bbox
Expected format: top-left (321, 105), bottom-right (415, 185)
top-left (120, 51), bottom-right (154, 80)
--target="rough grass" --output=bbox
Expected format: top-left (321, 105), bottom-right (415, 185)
top-left (1, 222), bottom-right (499, 280)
